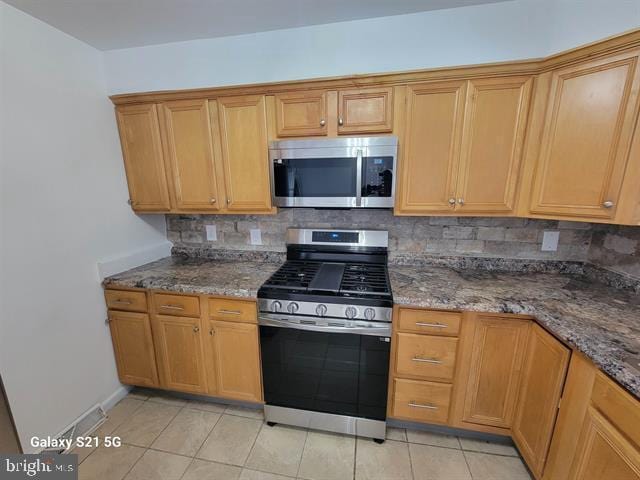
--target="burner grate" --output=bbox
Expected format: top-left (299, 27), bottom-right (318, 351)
top-left (262, 261), bottom-right (321, 290)
top-left (339, 263), bottom-right (391, 296)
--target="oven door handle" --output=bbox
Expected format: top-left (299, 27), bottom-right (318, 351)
top-left (258, 314), bottom-right (391, 337)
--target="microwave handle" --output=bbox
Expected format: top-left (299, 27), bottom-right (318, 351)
top-left (356, 148), bottom-right (363, 207)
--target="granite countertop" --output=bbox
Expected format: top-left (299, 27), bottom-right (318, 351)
top-left (390, 265), bottom-right (640, 400)
top-left (104, 254), bottom-right (640, 399)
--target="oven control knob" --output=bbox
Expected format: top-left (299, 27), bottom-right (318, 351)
top-left (345, 306), bottom-right (358, 319)
top-left (270, 301), bottom-right (282, 313)
top-left (316, 304), bottom-right (328, 317)
top-left (364, 308), bottom-right (376, 320)
top-left (287, 302), bottom-right (299, 314)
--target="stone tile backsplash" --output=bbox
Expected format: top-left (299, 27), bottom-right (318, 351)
top-left (588, 225), bottom-right (640, 280)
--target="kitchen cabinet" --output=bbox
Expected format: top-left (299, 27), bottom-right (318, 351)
top-left (159, 99), bottom-right (221, 211)
top-left (153, 314), bottom-right (208, 394)
top-left (274, 91), bottom-right (328, 137)
top-left (458, 314), bottom-right (530, 430)
top-left (115, 104), bottom-right (171, 212)
top-left (207, 320), bottom-right (262, 402)
top-left (512, 324), bottom-right (570, 479)
top-left (527, 49), bottom-right (640, 221)
top-left (213, 95), bottom-right (273, 212)
top-left (107, 310), bottom-right (159, 388)
top-left (396, 77), bottom-right (532, 215)
top-left (337, 87), bottom-right (394, 134)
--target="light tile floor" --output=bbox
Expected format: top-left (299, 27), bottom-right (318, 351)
top-left (76, 391), bottom-right (532, 480)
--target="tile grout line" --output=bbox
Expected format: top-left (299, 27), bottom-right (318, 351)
top-left (406, 439), bottom-right (416, 480)
top-left (294, 428), bottom-right (309, 479)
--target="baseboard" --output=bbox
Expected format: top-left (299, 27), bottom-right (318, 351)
top-left (101, 385), bottom-right (132, 412)
top-left (96, 241), bottom-right (172, 280)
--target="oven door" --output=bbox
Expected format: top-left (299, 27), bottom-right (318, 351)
top-left (259, 314), bottom-right (391, 421)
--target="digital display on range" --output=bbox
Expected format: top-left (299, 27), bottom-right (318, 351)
top-left (312, 231), bottom-right (359, 243)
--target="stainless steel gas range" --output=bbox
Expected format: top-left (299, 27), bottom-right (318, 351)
top-left (257, 228), bottom-right (393, 442)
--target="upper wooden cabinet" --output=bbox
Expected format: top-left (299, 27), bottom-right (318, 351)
top-left (396, 77), bottom-right (532, 215)
top-left (115, 104), bottom-right (171, 211)
top-left (274, 91), bottom-right (328, 137)
top-left (512, 324), bottom-right (570, 479)
top-left (528, 50), bottom-right (640, 220)
top-left (337, 87), bottom-right (394, 134)
top-left (159, 99), bottom-right (221, 211)
top-left (214, 95), bottom-right (272, 212)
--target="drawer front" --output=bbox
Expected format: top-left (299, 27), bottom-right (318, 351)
top-left (591, 372), bottom-right (640, 448)
top-left (209, 298), bottom-right (257, 323)
top-left (105, 290), bottom-right (147, 312)
top-left (397, 308), bottom-right (461, 336)
top-left (154, 293), bottom-right (200, 317)
top-left (393, 378), bottom-right (452, 424)
top-left (395, 333), bottom-right (458, 381)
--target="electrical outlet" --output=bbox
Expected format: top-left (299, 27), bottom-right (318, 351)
top-left (205, 224), bottom-right (217, 242)
top-left (541, 231), bottom-right (560, 251)
top-left (250, 228), bottom-right (262, 245)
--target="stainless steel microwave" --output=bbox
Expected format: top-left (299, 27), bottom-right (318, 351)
top-left (269, 136), bottom-right (398, 208)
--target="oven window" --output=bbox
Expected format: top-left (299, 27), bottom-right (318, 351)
top-left (362, 156), bottom-right (394, 198)
top-left (260, 326), bottom-right (390, 421)
top-left (273, 158), bottom-right (357, 197)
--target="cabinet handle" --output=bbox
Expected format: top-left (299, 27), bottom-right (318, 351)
top-left (448, 198), bottom-right (456, 206)
top-left (320, 119), bottom-right (326, 126)
top-left (603, 201), bottom-right (614, 208)
top-left (160, 304), bottom-right (184, 310)
top-left (457, 198), bottom-right (465, 205)
top-left (415, 322), bottom-right (447, 328)
top-left (210, 198), bottom-right (216, 204)
top-left (193, 326), bottom-right (200, 333)
top-left (209, 328), bottom-right (215, 336)
top-left (408, 401), bottom-right (438, 410)
top-left (412, 356), bottom-right (443, 364)
top-left (338, 117), bottom-right (344, 126)
top-left (113, 299), bottom-right (132, 305)
top-left (218, 309), bottom-right (242, 315)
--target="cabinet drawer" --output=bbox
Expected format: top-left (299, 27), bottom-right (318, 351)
top-left (208, 298), bottom-right (257, 323)
top-left (395, 333), bottom-right (457, 381)
top-left (591, 372), bottom-right (640, 448)
top-left (153, 293), bottom-right (200, 317)
top-left (398, 308), bottom-right (461, 336)
top-left (392, 378), bottom-right (452, 424)
top-left (105, 290), bottom-right (147, 312)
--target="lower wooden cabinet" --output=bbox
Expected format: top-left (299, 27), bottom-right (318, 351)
top-left (206, 320), bottom-right (263, 403)
top-left (153, 314), bottom-right (208, 394)
top-left (512, 324), bottom-right (570, 479)
top-left (108, 310), bottom-right (159, 388)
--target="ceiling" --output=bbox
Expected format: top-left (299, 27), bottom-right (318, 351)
top-left (5, 0), bottom-right (510, 50)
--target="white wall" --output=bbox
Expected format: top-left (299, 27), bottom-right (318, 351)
top-left (0, 2), bottom-right (168, 452)
top-left (103, 0), bottom-right (640, 94)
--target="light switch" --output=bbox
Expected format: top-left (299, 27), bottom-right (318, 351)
top-left (250, 228), bottom-right (262, 245)
top-left (205, 224), bottom-right (217, 241)
top-left (541, 231), bottom-right (560, 251)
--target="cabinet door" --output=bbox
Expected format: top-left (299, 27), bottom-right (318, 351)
top-left (115, 104), bottom-right (171, 211)
top-left (214, 96), bottom-right (272, 212)
top-left (530, 50), bottom-right (640, 219)
top-left (153, 314), bottom-right (208, 394)
top-left (337, 87), bottom-right (393, 134)
top-left (396, 81), bottom-right (466, 213)
top-left (462, 315), bottom-right (530, 428)
top-left (160, 99), bottom-right (221, 211)
top-left (275, 91), bottom-right (327, 137)
top-left (108, 311), bottom-right (159, 387)
top-left (568, 407), bottom-right (640, 480)
top-left (512, 324), bottom-right (570, 479)
top-left (456, 77), bottom-right (532, 213)
top-left (211, 321), bottom-right (262, 402)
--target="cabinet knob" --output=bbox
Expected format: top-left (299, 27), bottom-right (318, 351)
top-left (209, 328), bottom-right (214, 336)
top-left (448, 198), bottom-right (456, 206)
top-left (603, 201), bottom-right (614, 208)
top-left (210, 198), bottom-right (216, 204)
top-left (319, 119), bottom-right (326, 126)
top-left (193, 326), bottom-right (200, 333)
top-left (457, 198), bottom-right (465, 206)
top-left (338, 117), bottom-right (344, 126)
top-left (127, 199), bottom-right (133, 206)
top-left (226, 198), bottom-right (231, 204)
